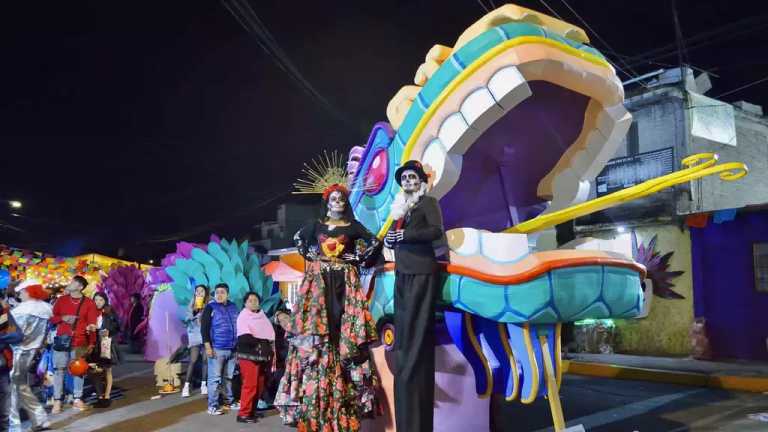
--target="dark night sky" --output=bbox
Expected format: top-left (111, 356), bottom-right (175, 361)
top-left (2, 0), bottom-right (767, 261)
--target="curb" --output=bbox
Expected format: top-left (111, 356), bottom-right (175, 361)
top-left (563, 360), bottom-right (768, 393)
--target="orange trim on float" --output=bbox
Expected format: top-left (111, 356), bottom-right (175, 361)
top-left (371, 257), bottom-right (645, 285)
top-left (445, 257), bottom-right (646, 285)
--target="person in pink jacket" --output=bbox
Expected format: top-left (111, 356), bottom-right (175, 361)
top-left (235, 292), bottom-right (275, 424)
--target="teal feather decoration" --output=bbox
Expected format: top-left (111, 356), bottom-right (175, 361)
top-left (191, 248), bottom-right (221, 287)
top-left (162, 238), bottom-right (283, 318)
top-left (175, 258), bottom-right (208, 287)
top-left (165, 265), bottom-right (193, 310)
top-left (206, 242), bottom-right (230, 267)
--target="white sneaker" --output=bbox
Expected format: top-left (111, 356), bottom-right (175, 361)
top-left (207, 407), bottom-right (224, 416)
top-left (200, 381), bottom-right (208, 395)
top-left (181, 383), bottom-right (190, 398)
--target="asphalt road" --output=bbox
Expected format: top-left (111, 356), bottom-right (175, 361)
top-left (52, 373), bottom-right (768, 431)
top-left (492, 375), bottom-right (768, 431)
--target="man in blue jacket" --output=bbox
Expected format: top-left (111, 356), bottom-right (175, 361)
top-left (201, 283), bottom-right (239, 416)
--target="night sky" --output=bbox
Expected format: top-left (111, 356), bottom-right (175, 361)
top-left (2, 0), bottom-right (767, 261)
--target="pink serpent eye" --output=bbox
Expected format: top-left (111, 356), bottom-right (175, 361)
top-left (364, 149), bottom-right (388, 195)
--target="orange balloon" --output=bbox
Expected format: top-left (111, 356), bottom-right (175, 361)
top-left (68, 358), bottom-right (89, 377)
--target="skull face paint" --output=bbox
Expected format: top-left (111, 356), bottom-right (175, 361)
top-left (400, 169), bottom-right (422, 194)
top-left (327, 190), bottom-right (347, 217)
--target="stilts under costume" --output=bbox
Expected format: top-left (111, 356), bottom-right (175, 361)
top-left (275, 154), bottom-right (381, 432)
top-left (385, 160), bottom-right (445, 432)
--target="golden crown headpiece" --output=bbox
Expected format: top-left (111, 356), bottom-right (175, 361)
top-left (293, 150), bottom-right (355, 199)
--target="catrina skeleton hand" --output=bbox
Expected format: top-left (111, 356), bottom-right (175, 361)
top-left (385, 230), bottom-right (405, 247)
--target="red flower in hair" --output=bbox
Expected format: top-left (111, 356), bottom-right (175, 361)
top-left (322, 183), bottom-right (349, 201)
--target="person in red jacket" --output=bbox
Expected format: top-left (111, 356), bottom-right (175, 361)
top-left (49, 275), bottom-right (97, 413)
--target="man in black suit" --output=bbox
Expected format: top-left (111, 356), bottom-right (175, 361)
top-left (384, 159), bottom-right (445, 432)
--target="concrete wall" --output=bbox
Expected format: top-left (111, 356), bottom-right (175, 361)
top-left (578, 88), bottom-right (687, 226)
top-left (688, 109), bottom-right (768, 213)
top-left (587, 225), bottom-right (694, 356)
top-left (579, 79), bottom-right (768, 226)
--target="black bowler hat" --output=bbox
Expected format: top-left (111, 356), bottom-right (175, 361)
top-left (395, 160), bottom-right (429, 186)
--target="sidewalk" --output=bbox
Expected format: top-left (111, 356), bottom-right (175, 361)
top-left (46, 348), bottom-right (291, 431)
top-left (565, 353), bottom-right (768, 393)
top-left (46, 348), bottom-right (155, 430)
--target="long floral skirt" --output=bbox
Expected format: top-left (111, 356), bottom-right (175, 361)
top-left (275, 334), bottom-right (378, 432)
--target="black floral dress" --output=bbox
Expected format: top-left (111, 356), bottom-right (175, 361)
top-left (275, 220), bottom-right (381, 432)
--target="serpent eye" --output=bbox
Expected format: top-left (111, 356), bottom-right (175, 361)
top-left (363, 149), bottom-right (388, 195)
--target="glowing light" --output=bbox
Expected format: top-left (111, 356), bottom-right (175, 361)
top-left (616, 226), bottom-right (626, 233)
top-left (149, 259), bottom-right (155, 264)
top-left (8, 201), bottom-right (22, 209)
top-left (574, 318), bottom-right (615, 328)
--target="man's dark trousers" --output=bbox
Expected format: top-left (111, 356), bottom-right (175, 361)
top-left (394, 272), bottom-right (437, 432)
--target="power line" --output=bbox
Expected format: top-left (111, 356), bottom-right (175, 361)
top-left (715, 74), bottom-right (768, 98)
top-left (142, 188), bottom-right (292, 243)
top-left (557, 0), bottom-right (644, 83)
top-left (670, 0), bottom-right (689, 69)
top-left (621, 15), bottom-right (768, 69)
top-left (221, 0), bottom-right (355, 127)
top-left (538, 0), bottom-right (564, 21)
top-left (475, 0), bottom-right (490, 13)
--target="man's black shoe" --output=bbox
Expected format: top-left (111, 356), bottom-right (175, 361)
top-left (236, 416), bottom-right (257, 424)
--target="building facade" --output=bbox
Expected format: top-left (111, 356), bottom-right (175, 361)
top-left (574, 67), bottom-right (768, 360)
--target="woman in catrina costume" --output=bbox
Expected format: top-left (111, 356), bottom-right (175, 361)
top-left (274, 152), bottom-right (381, 432)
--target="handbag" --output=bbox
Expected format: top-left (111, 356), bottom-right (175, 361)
top-left (53, 298), bottom-right (84, 352)
top-left (100, 335), bottom-right (112, 359)
top-left (236, 335), bottom-right (274, 363)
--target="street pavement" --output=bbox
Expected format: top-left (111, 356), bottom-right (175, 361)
top-left (43, 354), bottom-right (768, 431)
top-left (492, 375), bottom-right (768, 431)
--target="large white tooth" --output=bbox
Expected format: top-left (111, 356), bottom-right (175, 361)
top-left (460, 87), bottom-right (504, 138)
top-left (487, 66), bottom-right (532, 110)
top-left (438, 112), bottom-right (475, 153)
top-left (479, 231), bottom-right (530, 263)
top-left (422, 138), bottom-right (463, 199)
top-left (564, 237), bottom-right (633, 259)
top-left (546, 168), bottom-right (591, 213)
top-left (446, 228), bottom-right (481, 256)
top-left (590, 103), bottom-right (632, 173)
top-left (568, 129), bottom-right (607, 179)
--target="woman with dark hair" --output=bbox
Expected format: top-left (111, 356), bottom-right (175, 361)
top-left (90, 292), bottom-right (121, 408)
top-left (126, 293), bottom-right (144, 354)
top-left (274, 183), bottom-right (381, 432)
top-left (182, 284), bottom-right (209, 398)
top-left (235, 292), bottom-right (274, 424)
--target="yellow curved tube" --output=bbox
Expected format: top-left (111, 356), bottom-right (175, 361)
top-left (505, 153), bottom-right (748, 234)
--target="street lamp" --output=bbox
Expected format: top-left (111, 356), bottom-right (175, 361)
top-left (8, 201), bottom-right (22, 209)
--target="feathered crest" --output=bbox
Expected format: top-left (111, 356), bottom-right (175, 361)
top-left (632, 232), bottom-right (685, 299)
top-left (96, 265), bottom-right (152, 327)
top-left (293, 150), bottom-right (351, 195)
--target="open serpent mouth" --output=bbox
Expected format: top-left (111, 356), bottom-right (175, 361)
top-left (378, 7), bottom-right (634, 281)
top-left (343, 5), bottom-right (650, 325)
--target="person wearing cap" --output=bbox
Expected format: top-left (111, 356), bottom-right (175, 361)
top-left (9, 280), bottom-right (52, 431)
top-left (384, 159), bottom-right (446, 432)
top-left (49, 275), bottom-right (98, 413)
